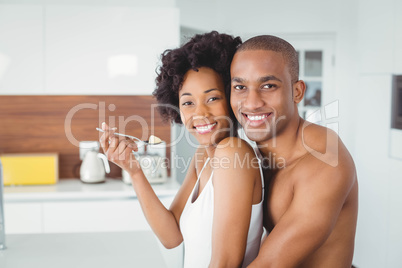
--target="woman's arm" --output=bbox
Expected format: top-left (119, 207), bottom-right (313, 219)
top-left (209, 137), bottom-right (261, 267)
top-left (99, 123), bottom-right (197, 248)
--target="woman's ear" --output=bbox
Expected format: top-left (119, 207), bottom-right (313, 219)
top-left (293, 80), bottom-right (306, 104)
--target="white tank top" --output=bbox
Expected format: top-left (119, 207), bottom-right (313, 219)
top-left (180, 157), bottom-right (264, 268)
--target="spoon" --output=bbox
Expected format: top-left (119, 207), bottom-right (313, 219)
top-left (96, 128), bottom-right (162, 145)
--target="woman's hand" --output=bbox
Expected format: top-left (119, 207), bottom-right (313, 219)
top-left (99, 122), bottom-right (185, 249)
top-left (99, 122), bottom-right (140, 177)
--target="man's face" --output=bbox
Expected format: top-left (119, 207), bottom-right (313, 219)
top-left (230, 49), bottom-right (297, 143)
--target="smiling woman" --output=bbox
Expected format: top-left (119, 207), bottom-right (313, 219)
top-left (99, 31), bottom-right (265, 268)
top-left (178, 67), bottom-right (230, 146)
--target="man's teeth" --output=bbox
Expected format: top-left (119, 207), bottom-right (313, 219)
top-left (247, 114), bottom-right (269, 121)
top-left (195, 123), bottom-right (217, 131)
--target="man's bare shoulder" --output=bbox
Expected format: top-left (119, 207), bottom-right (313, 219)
top-left (292, 122), bottom-right (357, 193)
top-left (299, 122), bottom-right (354, 165)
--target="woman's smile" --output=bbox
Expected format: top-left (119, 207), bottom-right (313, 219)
top-left (194, 122), bottom-right (217, 134)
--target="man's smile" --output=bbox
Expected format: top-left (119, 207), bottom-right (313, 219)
top-left (242, 112), bottom-right (273, 127)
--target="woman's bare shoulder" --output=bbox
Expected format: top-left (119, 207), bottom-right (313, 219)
top-left (212, 138), bottom-right (260, 188)
top-left (212, 137), bottom-right (259, 174)
top-left (215, 137), bottom-right (256, 157)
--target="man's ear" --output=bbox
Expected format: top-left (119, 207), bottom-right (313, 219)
top-left (293, 80), bottom-right (306, 104)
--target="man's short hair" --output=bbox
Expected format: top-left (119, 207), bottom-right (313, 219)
top-left (237, 35), bottom-right (299, 83)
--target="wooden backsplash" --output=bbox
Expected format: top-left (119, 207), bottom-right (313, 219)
top-left (0, 95), bottom-right (171, 178)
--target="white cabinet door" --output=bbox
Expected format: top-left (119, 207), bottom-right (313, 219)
top-left (45, 6), bottom-right (179, 95)
top-left (0, 5), bottom-right (44, 94)
top-left (4, 203), bottom-right (43, 234)
top-left (5, 196), bottom-right (182, 267)
top-left (43, 199), bottom-right (151, 233)
top-left (42, 196), bottom-right (175, 233)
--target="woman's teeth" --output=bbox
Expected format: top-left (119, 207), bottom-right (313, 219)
top-left (195, 123), bottom-right (217, 132)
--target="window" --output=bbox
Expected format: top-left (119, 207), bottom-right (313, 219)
top-left (298, 50), bottom-right (324, 123)
top-left (290, 36), bottom-right (335, 125)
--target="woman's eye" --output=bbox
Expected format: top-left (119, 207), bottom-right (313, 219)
top-left (182, 101), bottom-right (193, 106)
top-left (207, 97), bottom-right (219, 102)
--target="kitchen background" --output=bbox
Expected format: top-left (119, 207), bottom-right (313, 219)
top-left (0, 0), bottom-right (401, 267)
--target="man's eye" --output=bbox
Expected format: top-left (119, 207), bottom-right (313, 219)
top-left (262, 84), bottom-right (276, 89)
top-left (234, 85), bottom-right (246, 90)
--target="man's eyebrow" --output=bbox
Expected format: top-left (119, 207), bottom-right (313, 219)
top-left (231, 76), bottom-right (282, 83)
top-left (258, 75), bottom-right (282, 83)
top-left (231, 77), bottom-right (246, 83)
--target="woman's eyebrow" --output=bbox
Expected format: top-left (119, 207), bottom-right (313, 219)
top-left (180, 88), bottom-right (220, 98)
top-left (204, 88), bottom-right (220, 94)
top-left (180, 92), bottom-right (192, 98)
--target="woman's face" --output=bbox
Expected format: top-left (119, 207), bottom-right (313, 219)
top-left (179, 67), bottom-right (231, 146)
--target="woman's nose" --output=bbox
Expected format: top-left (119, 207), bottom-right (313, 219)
top-left (194, 103), bottom-right (210, 118)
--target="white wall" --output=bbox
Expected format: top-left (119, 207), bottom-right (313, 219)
top-left (177, 0), bottom-right (402, 267)
top-left (354, 0), bottom-right (402, 267)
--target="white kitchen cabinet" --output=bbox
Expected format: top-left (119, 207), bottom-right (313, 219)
top-left (4, 202), bottom-right (43, 234)
top-left (44, 6), bottom-right (179, 95)
top-left (41, 197), bottom-right (182, 268)
top-left (42, 197), bottom-right (173, 233)
top-left (0, 5), bottom-right (44, 94)
top-left (4, 179), bottom-right (183, 268)
top-left (0, 4), bottom-right (179, 95)
top-left (4, 179), bottom-right (178, 234)
top-left (43, 200), bottom-right (150, 233)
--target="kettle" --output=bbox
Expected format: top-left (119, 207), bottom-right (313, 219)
top-left (80, 151), bottom-right (110, 183)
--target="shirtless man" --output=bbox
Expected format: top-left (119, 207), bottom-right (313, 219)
top-left (229, 35), bottom-right (358, 267)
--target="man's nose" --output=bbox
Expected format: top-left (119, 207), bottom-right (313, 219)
top-left (242, 90), bottom-right (265, 111)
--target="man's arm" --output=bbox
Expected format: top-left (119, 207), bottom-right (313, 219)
top-left (249, 160), bottom-right (355, 267)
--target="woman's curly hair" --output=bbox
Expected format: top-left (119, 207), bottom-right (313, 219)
top-left (153, 31), bottom-right (242, 127)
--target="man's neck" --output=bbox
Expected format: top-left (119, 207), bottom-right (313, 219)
top-left (257, 116), bottom-right (306, 169)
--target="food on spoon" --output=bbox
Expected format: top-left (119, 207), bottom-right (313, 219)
top-left (148, 135), bottom-right (162, 145)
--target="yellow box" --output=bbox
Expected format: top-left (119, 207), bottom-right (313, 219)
top-left (1, 153), bottom-right (59, 185)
